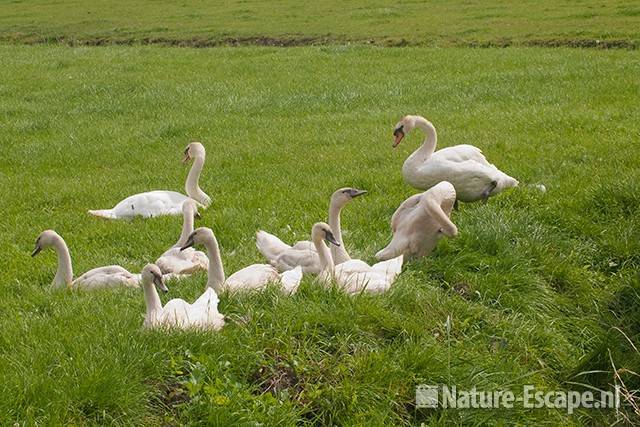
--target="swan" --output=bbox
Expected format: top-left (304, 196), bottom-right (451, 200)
top-left (393, 115), bottom-right (518, 203)
top-left (31, 230), bottom-right (140, 289)
top-left (141, 263), bottom-right (225, 330)
top-left (256, 187), bottom-right (367, 273)
top-left (376, 181), bottom-right (458, 261)
top-left (310, 222), bottom-right (404, 294)
top-left (155, 198), bottom-right (209, 276)
top-left (181, 227), bottom-right (303, 294)
top-left (88, 142), bottom-right (211, 219)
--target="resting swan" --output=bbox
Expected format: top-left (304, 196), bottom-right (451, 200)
top-left (256, 187), bottom-right (367, 274)
top-left (181, 227), bottom-right (303, 294)
top-left (32, 230), bottom-right (140, 289)
top-left (141, 263), bottom-right (225, 330)
top-left (89, 142), bottom-right (211, 219)
top-left (376, 181), bottom-right (458, 261)
top-left (155, 198), bottom-right (209, 276)
top-left (393, 115), bottom-right (518, 203)
top-left (311, 222), bottom-right (404, 294)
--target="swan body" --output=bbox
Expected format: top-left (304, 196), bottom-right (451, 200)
top-left (182, 227), bottom-right (304, 294)
top-left (376, 181), bottom-right (458, 261)
top-left (393, 115), bottom-right (518, 203)
top-left (256, 188), bottom-right (367, 273)
top-left (155, 198), bottom-right (209, 276)
top-left (310, 222), bottom-right (404, 295)
top-left (141, 264), bottom-right (225, 330)
top-left (89, 142), bottom-right (211, 219)
top-left (31, 230), bottom-right (140, 290)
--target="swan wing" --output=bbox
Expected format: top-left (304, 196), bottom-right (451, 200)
top-left (371, 255), bottom-right (404, 283)
top-left (256, 230), bottom-right (293, 264)
top-left (159, 298), bottom-right (192, 328)
top-left (432, 145), bottom-right (489, 165)
top-left (90, 191), bottom-right (188, 219)
top-left (224, 264), bottom-right (279, 291)
top-left (390, 193), bottom-right (422, 232)
top-left (73, 265), bottom-right (139, 290)
top-left (335, 259), bottom-right (371, 275)
top-left (292, 240), bottom-right (315, 251)
top-left (156, 247), bottom-right (209, 275)
top-left (189, 288), bottom-right (225, 330)
top-left (279, 266), bottom-right (303, 294)
top-left (274, 248), bottom-right (321, 274)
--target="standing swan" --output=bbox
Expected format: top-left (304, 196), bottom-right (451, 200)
top-left (181, 227), bottom-right (303, 294)
top-left (376, 181), bottom-right (458, 261)
top-left (393, 115), bottom-right (518, 203)
top-left (311, 222), bottom-right (404, 294)
top-left (89, 142), bottom-right (211, 219)
top-left (31, 230), bottom-right (140, 289)
top-left (155, 198), bottom-right (209, 276)
top-left (256, 187), bottom-right (367, 273)
top-left (141, 263), bottom-right (225, 330)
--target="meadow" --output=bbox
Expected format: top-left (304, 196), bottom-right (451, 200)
top-left (0, 0), bottom-right (639, 425)
top-left (0, 0), bottom-right (639, 47)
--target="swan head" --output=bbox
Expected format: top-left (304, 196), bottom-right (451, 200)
top-left (141, 264), bottom-right (168, 292)
top-left (311, 222), bottom-right (340, 246)
top-left (182, 142), bottom-right (206, 164)
top-left (182, 198), bottom-right (201, 220)
top-left (393, 115), bottom-right (426, 147)
top-left (180, 227), bottom-right (214, 251)
top-left (331, 187), bottom-right (367, 207)
top-left (31, 229), bottom-right (62, 257)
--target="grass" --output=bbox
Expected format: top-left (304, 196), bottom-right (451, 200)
top-left (0, 0), bottom-right (639, 47)
top-left (0, 43), bottom-right (638, 425)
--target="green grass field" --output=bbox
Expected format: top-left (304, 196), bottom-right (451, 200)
top-left (1, 0), bottom-right (639, 47)
top-left (1, 1), bottom-right (639, 425)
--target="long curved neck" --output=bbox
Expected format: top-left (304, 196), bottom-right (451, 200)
top-left (203, 235), bottom-right (225, 292)
top-left (422, 196), bottom-right (457, 236)
top-left (185, 156), bottom-right (210, 206)
top-left (404, 118), bottom-right (438, 172)
top-left (313, 236), bottom-right (335, 274)
top-left (52, 236), bottom-right (73, 288)
top-left (328, 200), bottom-right (350, 263)
top-left (174, 208), bottom-right (194, 248)
top-left (143, 282), bottom-right (163, 319)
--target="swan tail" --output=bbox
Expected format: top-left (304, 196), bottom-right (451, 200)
top-left (88, 209), bottom-right (116, 219)
top-left (256, 230), bottom-right (291, 262)
top-left (280, 266), bottom-right (303, 295)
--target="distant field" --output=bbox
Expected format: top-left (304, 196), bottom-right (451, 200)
top-left (0, 0), bottom-right (639, 47)
top-left (0, 44), bottom-right (638, 424)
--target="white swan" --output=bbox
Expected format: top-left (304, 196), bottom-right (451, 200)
top-left (141, 263), bottom-right (225, 330)
top-left (31, 230), bottom-right (140, 290)
top-left (256, 187), bottom-right (367, 273)
top-left (393, 115), bottom-right (518, 203)
top-left (89, 142), bottom-right (211, 219)
top-left (376, 181), bottom-right (458, 261)
top-left (181, 227), bottom-right (303, 294)
top-left (310, 222), bottom-right (404, 294)
top-left (155, 198), bottom-right (209, 276)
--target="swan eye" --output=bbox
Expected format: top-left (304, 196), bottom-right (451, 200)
top-left (393, 125), bottom-right (404, 136)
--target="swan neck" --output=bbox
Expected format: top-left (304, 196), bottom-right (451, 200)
top-left (52, 237), bottom-right (73, 288)
top-left (185, 156), bottom-right (210, 205)
top-left (408, 118), bottom-right (437, 162)
top-left (328, 201), bottom-right (350, 262)
top-left (143, 282), bottom-right (163, 319)
top-left (203, 236), bottom-right (225, 293)
top-left (175, 208), bottom-right (194, 248)
top-left (313, 235), bottom-right (335, 275)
